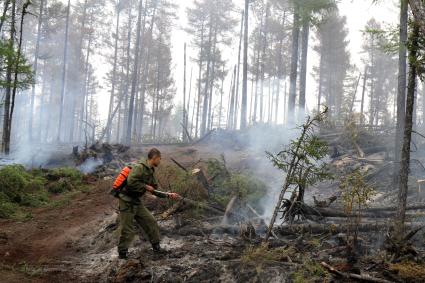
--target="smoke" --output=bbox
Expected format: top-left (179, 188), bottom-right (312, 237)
top-left (77, 157), bottom-right (103, 174)
top-left (237, 124), bottom-right (299, 221)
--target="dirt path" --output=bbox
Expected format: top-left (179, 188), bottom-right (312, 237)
top-left (0, 180), bottom-right (114, 282)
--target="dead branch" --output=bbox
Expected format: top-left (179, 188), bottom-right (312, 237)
top-left (170, 157), bottom-right (188, 172)
top-left (321, 262), bottom-right (392, 283)
top-left (180, 122), bottom-right (193, 143)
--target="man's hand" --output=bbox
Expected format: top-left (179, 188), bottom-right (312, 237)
top-left (168, 192), bottom-right (181, 200)
top-left (145, 185), bottom-right (155, 193)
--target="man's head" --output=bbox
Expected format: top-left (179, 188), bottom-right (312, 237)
top-left (147, 148), bottom-right (161, 167)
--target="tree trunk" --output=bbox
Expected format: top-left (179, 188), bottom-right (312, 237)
top-left (408, 0), bottom-right (425, 36)
top-left (299, 20), bottom-right (309, 117)
top-left (195, 23), bottom-right (205, 138)
top-left (183, 42), bottom-right (187, 141)
top-left (240, 1), bottom-right (249, 129)
top-left (29, 0), bottom-right (45, 142)
top-left (0, 0), bottom-right (11, 33)
top-left (186, 67), bottom-right (193, 133)
top-left (288, 5), bottom-right (300, 124)
top-left (259, 4), bottom-right (269, 123)
top-left (275, 12), bottom-right (286, 125)
top-left (317, 51), bottom-right (323, 112)
top-left (9, 0), bottom-right (30, 151)
top-left (57, 0), bottom-right (71, 142)
top-left (121, 3), bottom-right (133, 142)
top-left (218, 66), bottom-right (224, 128)
top-left (227, 66), bottom-right (236, 129)
top-left (394, 0), bottom-right (408, 183)
top-left (234, 11), bottom-right (244, 129)
top-left (200, 21), bottom-right (213, 137)
top-left (125, 0), bottom-right (144, 145)
top-left (136, 2), bottom-right (155, 142)
top-left (396, 24), bottom-right (419, 240)
top-left (106, 3), bottom-right (121, 142)
top-left (360, 66), bottom-right (368, 124)
top-left (207, 30), bottom-right (217, 131)
top-left (253, 15), bottom-right (263, 123)
top-left (1, 0), bottom-right (15, 154)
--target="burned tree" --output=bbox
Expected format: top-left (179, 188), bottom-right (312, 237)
top-left (265, 107), bottom-right (331, 240)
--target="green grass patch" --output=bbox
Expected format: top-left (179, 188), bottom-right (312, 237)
top-left (0, 165), bottom-right (91, 220)
top-left (292, 260), bottom-right (328, 283)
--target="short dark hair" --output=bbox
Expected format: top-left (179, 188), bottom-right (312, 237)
top-left (148, 148), bottom-right (161, 159)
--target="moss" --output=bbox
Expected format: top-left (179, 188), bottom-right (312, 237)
top-left (241, 243), bottom-right (296, 265)
top-left (291, 260), bottom-right (328, 283)
top-left (48, 167), bottom-right (83, 183)
top-left (0, 165), bottom-right (91, 219)
top-left (0, 165), bottom-right (31, 203)
top-left (389, 261), bottom-right (425, 281)
top-left (46, 178), bottom-right (75, 194)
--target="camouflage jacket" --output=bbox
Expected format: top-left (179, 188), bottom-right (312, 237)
top-left (121, 159), bottom-right (167, 202)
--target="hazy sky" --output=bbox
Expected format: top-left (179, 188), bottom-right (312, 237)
top-left (95, 0), bottom-right (400, 122)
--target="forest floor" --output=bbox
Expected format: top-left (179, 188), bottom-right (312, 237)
top-left (2, 129), bottom-right (425, 282)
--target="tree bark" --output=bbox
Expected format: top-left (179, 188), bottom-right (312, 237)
top-left (29, 0), bottom-right (45, 142)
top-left (136, 2), bottom-right (156, 142)
top-left (396, 24), bottom-right (419, 240)
top-left (240, 1), bottom-right (249, 129)
top-left (200, 20), bottom-right (213, 137)
top-left (299, 20), bottom-right (309, 117)
top-left (408, 0), bottom-right (425, 36)
top-left (394, 0), bottom-right (408, 183)
top-left (125, 0), bottom-right (144, 145)
top-left (288, 5), bottom-right (300, 124)
top-left (0, 0), bottom-right (11, 33)
top-left (106, 2), bottom-right (121, 142)
top-left (234, 11), bottom-right (244, 129)
top-left (227, 66), bottom-right (237, 129)
top-left (195, 23), bottom-right (205, 138)
top-left (1, 0), bottom-right (15, 154)
top-left (57, 0), bottom-right (71, 142)
top-left (253, 15), bottom-right (263, 123)
top-left (9, 0), bottom-right (30, 152)
top-left (183, 43), bottom-right (187, 141)
top-left (360, 66), bottom-right (368, 124)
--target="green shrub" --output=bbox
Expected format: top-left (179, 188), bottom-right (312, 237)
top-left (0, 165), bottom-right (31, 203)
top-left (206, 159), bottom-right (268, 211)
top-left (0, 165), bottom-right (87, 219)
top-left (0, 192), bottom-right (18, 218)
top-left (48, 167), bottom-right (83, 183)
top-left (47, 178), bottom-right (75, 194)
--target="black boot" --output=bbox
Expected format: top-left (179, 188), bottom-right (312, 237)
top-left (152, 243), bottom-right (167, 254)
top-left (118, 250), bottom-right (128, 259)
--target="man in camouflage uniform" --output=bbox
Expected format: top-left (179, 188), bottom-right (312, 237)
top-left (117, 148), bottom-right (180, 259)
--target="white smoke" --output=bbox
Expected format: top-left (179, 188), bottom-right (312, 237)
top-left (77, 157), bottom-right (103, 174)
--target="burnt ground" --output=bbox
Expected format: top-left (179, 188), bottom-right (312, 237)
top-left (2, 139), bottom-right (425, 282)
top-left (0, 144), bottom-right (289, 283)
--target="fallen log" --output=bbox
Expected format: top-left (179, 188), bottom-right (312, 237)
top-left (321, 262), bottom-right (392, 283)
top-left (222, 196), bottom-right (238, 224)
top-left (180, 122), bottom-right (193, 143)
top-left (274, 223), bottom-right (422, 236)
top-left (160, 200), bottom-right (185, 219)
top-left (191, 130), bottom-right (214, 145)
top-left (364, 204), bottom-right (425, 212)
top-left (312, 207), bottom-right (396, 219)
top-left (353, 140), bottom-right (365, 158)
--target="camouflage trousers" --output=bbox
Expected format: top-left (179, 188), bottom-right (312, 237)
top-left (117, 198), bottom-right (160, 253)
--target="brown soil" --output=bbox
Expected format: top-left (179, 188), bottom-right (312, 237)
top-left (0, 179), bottom-right (114, 282)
